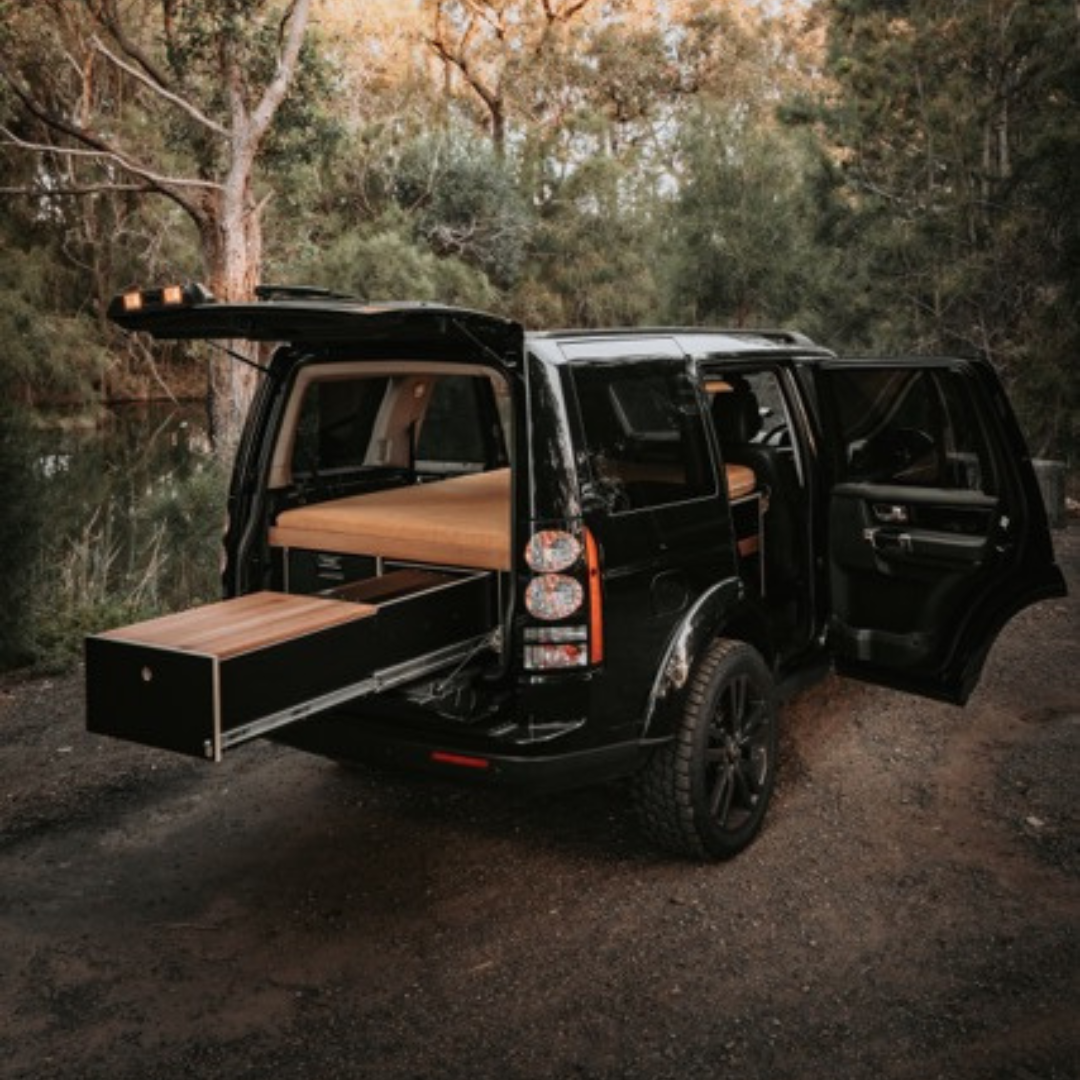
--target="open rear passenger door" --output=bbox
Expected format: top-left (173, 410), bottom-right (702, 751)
top-left (816, 358), bottom-right (1065, 704)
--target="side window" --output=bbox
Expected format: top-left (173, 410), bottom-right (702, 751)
top-left (705, 368), bottom-right (805, 487)
top-left (414, 375), bottom-right (494, 472)
top-left (571, 361), bottom-right (715, 511)
top-left (826, 367), bottom-right (993, 492)
top-left (291, 377), bottom-right (389, 475)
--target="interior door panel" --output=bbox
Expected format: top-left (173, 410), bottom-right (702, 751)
top-left (816, 359), bottom-right (1065, 703)
top-left (828, 484), bottom-right (999, 669)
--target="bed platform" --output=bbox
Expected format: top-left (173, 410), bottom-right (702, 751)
top-left (267, 464), bottom-right (759, 572)
top-left (270, 468), bottom-right (513, 571)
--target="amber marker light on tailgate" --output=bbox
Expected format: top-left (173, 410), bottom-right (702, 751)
top-left (110, 282), bottom-right (217, 319)
top-left (522, 527), bottom-right (603, 671)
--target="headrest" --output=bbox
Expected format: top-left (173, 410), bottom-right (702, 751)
top-left (711, 384), bottom-right (762, 443)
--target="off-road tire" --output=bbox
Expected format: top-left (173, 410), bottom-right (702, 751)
top-left (634, 639), bottom-right (778, 860)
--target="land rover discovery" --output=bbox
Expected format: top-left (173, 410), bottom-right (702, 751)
top-left (86, 284), bottom-right (1066, 860)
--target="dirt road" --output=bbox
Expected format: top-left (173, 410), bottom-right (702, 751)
top-left (2, 531), bottom-right (1078, 1080)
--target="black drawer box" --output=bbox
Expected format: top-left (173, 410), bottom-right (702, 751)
top-left (285, 548), bottom-right (377, 592)
top-left (87, 575), bottom-right (497, 760)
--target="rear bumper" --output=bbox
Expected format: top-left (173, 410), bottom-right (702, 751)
top-left (273, 713), bottom-right (656, 792)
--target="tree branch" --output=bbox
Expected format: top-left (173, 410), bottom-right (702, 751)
top-left (459, 1), bottom-right (506, 41)
top-left (95, 0), bottom-right (172, 89)
top-left (427, 34), bottom-right (499, 114)
top-left (248, 0), bottom-right (312, 142)
top-left (542, 0), bottom-right (595, 24)
top-left (1, 126), bottom-right (223, 193)
top-left (90, 36), bottom-right (229, 138)
top-left (0, 182), bottom-right (154, 196)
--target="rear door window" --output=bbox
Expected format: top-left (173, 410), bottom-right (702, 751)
top-left (823, 366), bottom-right (995, 492)
top-left (570, 361), bottom-right (715, 512)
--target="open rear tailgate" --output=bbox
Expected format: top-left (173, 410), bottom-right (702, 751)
top-left (86, 571), bottom-right (496, 760)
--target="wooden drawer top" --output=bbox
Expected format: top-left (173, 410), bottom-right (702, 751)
top-left (96, 591), bottom-right (376, 660)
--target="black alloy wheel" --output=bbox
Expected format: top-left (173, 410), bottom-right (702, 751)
top-left (635, 638), bottom-right (778, 860)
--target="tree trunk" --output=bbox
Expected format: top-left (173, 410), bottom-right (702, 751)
top-left (200, 182), bottom-right (264, 455)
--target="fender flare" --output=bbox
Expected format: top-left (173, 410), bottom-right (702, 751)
top-left (639, 577), bottom-right (773, 741)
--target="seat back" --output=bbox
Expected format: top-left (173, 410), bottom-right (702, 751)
top-left (711, 380), bottom-right (800, 596)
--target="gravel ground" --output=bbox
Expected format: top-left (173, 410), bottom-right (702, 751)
top-left (1, 529), bottom-right (1077, 1080)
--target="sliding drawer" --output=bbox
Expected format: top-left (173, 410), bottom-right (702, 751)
top-left (86, 575), bottom-right (498, 761)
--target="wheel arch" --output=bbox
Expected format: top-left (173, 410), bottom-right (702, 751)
top-left (639, 578), bottom-right (774, 742)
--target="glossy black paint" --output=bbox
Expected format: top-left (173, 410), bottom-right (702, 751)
top-left (95, 291), bottom-right (1067, 786)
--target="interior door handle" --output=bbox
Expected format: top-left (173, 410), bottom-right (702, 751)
top-left (864, 527), bottom-right (913, 554)
top-left (871, 503), bottom-right (910, 524)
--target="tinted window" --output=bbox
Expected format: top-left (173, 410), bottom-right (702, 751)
top-left (704, 368), bottom-right (805, 487)
top-left (826, 367), bottom-right (993, 491)
top-left (415, 376), bottom-right (488, 469)
top-left (291, 377), bottom-right (389, 475)
top-left (571, 361), bottom-right (715, 511)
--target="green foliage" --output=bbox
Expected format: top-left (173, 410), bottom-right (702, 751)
top-left (392, 135), bottom-right (531, 288)
top-left (289, 212), bottom-right (498, 309)
top-left (513, 151), bottom-right (662, 327)
top-left (813, 0), bottom-right (1080, 459)
top-left (10, 414), bottom-right (227, 673)
top-left (0, 231), bottom-right (109, 403)
top-left (662, 108), bottom-right (820, 327)
top-left (0, 394), bottom-right (40, 668)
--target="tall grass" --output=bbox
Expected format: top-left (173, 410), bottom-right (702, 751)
top-left (27, 461), bottom-right (226, 670)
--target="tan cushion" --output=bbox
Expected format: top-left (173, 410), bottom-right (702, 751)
top-left (270, 464), bottom-right (754, 571)
top-left (270, 469), bottom-right (512, 571)
top-left (725, 463), bottom-right (756, 500)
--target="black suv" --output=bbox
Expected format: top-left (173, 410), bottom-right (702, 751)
top-left (87, 285), bottom-right (1066, 859)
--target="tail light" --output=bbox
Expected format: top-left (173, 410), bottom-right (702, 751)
top-left (522, 526), bottom-right (603, 671)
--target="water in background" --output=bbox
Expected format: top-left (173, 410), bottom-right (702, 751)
top-left (1, 403), bottom-right (226, 670)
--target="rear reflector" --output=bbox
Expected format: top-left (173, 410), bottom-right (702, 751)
top-left (585, 528), bottom-right (604, 664)
top-left (430, 751), bottom-right (491, 770)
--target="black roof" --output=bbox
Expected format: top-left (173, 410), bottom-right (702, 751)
top-left (106, 284), bottom-right (829, 364)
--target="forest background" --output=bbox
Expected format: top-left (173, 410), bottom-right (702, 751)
top-left (0, 0), bottom-right (1077, 669)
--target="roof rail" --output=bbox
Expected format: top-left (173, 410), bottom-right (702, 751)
top-left (532, 326), bottom-right (817, 346)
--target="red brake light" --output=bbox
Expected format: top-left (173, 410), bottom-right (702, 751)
top-left (521, 526), bottom-right (603, 670)
top-left (524, 529), bottom-right (581, 573)
top-left (524, 574), bottom-right (584, 620)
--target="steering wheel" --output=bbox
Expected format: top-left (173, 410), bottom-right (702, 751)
top-left (762, 424), bottom-right (790, 447)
